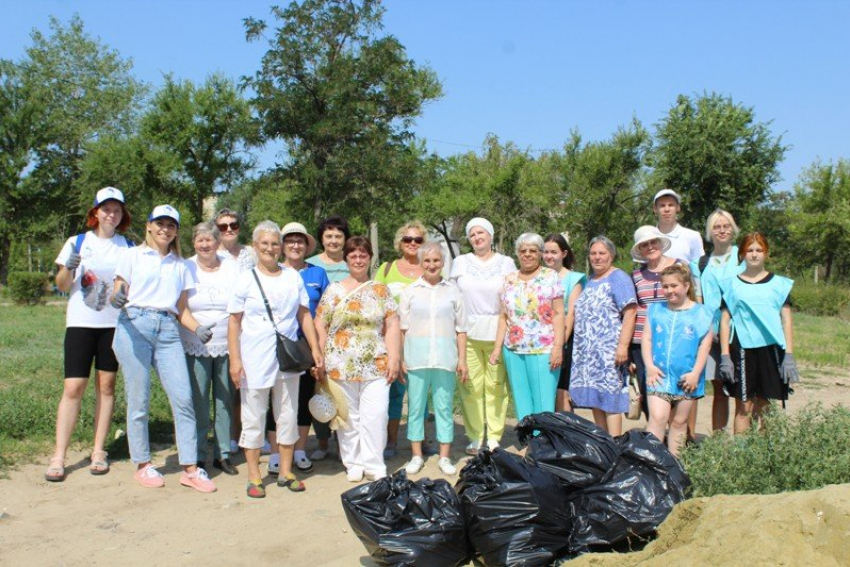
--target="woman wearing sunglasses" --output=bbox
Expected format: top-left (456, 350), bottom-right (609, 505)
top-left (214, 208), bottom-right (255, 273)
top-left (374, 221), bottom-right (427, 459)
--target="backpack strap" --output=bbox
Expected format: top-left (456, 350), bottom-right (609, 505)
top-left (73, 233), bottom-right (86, 254)
top-left (698, 254), bottom-right (710, 276)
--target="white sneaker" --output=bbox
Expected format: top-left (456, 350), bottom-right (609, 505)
top-left (261, 440), bottom-right (272, 455)
top-left (268, 454), bottom-right (280, 476)
top-left (346, 467), bottom-right (364, 482)
top-left (438, 457), bottom-right (457, 476)
top-left (365, 471), bottom-right (386, 481)
top-left (487, 439), bottom-right (500, 451)
top-left (405, 456), bottom-right (425, 475)
top-left (465, 441), bottom-right (482, 456)
top-left (310, 449), bottom-right (328, 461)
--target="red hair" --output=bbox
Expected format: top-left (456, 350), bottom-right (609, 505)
top-left (738, 232), bottom-right (769, 263)
top-left (86, 203), bottom-right (132, 233)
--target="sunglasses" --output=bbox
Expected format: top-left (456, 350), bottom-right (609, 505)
top-left (217, 222), bottom-right (240, 231)
top-left (401, 236), bottom-right (424, 244)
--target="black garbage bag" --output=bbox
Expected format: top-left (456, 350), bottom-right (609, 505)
top-left (456, 449), bottom-right (573, 566)
top-left (569, 430), bottom-right (691, 553)
top-left (341, 470), bottom-right (472, 566)
top-left (516, 412), bottom-right (620, 489)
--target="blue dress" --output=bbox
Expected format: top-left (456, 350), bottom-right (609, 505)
top-left (570, 269), bottom-right (637, 413)
top-left (646, 302), bottom-right (715, 399)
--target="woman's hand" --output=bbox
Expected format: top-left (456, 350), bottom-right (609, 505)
top-left (549, 347), bottom-right (563, 370)
top-left (311, 348), bottom-right (324, 381)
top-left (385, 357), bottom-right (401, 385)
top-left (614, 345), bottom-right (629, 366)
top-left (488, 349), bottom-right (501, 366)
top-left (679, 371), bottom-right (698, 394)
top-left (646, 364), bottom-right (664, 387)
top-left (229, 359), bottom-right (244, 389)
top-left (457, 361), bottom-right (469, 383)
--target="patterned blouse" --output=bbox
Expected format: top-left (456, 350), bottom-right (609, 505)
top-left (316, 280), bottom-right (398, 382)
top-left (500, 267), bottom-right (564, 354)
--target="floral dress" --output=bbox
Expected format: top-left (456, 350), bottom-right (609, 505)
top-left (500, 267), bottom-right (564, 354)
top-left (316, 281), bottom-right (398, 382)
top-left (570, 269), bottom-right (637, 413)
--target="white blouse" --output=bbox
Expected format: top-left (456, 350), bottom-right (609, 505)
top-left (180, 256), bottom-right (239, 357)
top-left (399, 278), bottom-right (468, 371)
top-left (449, 252), bottom-right (516, 341)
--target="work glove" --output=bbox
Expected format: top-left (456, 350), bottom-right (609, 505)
top-left (195, 323), bottom-right (215, 344)
top-left (65, 252), bottom-right (82, 271)
top-left (781, 353), bottom-right (800, 385)
top-left (111, 288), bottom-right (128, 309)
top-left (718, 354), bottom-right (736, 385)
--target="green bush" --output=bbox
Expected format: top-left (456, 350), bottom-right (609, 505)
top-left (7, 271), bottom-right (50, 305)
top-left (791, 281), bottom-right (850, 317)
top-left (681, 403), bottom-right (850, 497)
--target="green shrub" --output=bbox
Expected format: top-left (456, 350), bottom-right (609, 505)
top-left (8, 271), bottom-right (50, 305)
top-left (681, 403), bottom-right (850, 497)
top-left (791, 281), bottom-right (850, 317)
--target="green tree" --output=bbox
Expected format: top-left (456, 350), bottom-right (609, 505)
top-left (651, 93), bottom-right (787, 227)
top-left (140, 74), bottom-right (258, 226)
top-left (787, 159), bottom-right (850, 281)
top-left (244, 0), bottom-right (442, 226)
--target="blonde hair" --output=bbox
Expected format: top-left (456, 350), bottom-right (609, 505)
top-left (393, 220), bottom-right (428, 254)
top-left (145, 220), bottom-right (182, 257)
top-left (660, 264), bottom-right (696, 301)
top-left (704, 209), bottom-right (740, 242)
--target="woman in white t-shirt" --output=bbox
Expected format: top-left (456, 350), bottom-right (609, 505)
top-left (227, 221), bottom-right (324, 498)
top-left (46, 187), bottom-right (133, 482)
top-left (449, 217), bottom-right (516, 454)
top-left (180, 222), bottom-right (240, 476)
top-left (111, 205), bottom-right (217, 493)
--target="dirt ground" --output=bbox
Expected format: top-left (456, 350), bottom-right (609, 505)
top-left (2, 368), bottom-right (850, 566)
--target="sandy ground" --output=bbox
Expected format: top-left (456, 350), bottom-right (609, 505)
top-left (2, 368), bottom-right (850, 566)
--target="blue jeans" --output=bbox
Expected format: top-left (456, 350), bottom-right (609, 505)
top-left (113, 308), bottom-right (198, 465)
top-left (186, 354), bottom-right (233, 461)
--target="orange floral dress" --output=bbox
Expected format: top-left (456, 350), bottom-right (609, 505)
top-left (317, 281), bottom-right (398, 382)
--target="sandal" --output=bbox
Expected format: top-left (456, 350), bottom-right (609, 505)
top-left (45, 457), bottom-right (66, 482)
top-left (277, 473), bottom-right (306, 492)
top-left (90, 450), bottom-right (110, 475)
top-left (246, 480), bottom-right (266, 499)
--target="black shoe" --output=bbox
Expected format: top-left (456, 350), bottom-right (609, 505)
top-left (213, 458), bottom-right (239, 476)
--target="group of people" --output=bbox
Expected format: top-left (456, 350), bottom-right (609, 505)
top-left (45, 185), bottom-right (798, 498)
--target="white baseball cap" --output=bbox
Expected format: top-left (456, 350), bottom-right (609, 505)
top-left (93, 186), bottom-right (125, 206)
top-left (653, 189), bottom-right (681, 204)
top-left (148, 204), bottom-right (181, 226)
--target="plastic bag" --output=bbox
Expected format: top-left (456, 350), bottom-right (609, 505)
top-left (456, 449), bottom-right (573, 566)
top-left (341, 470), bottom-right (472, 566)
top-left (568, 430), bottom-right (691, 552)
top-left (516, 412), bottom-right (620, 489)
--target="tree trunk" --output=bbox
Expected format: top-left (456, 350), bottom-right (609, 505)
top-left (0, 235), bottom-right (11, 285)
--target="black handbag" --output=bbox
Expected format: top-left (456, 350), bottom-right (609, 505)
top-left (251, 269), bottom-right (314, 373)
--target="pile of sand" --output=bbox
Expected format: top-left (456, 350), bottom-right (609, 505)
top-left (572, 483), bottom-right (850, 566)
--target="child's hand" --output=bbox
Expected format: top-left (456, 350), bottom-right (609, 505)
top-left (646, 365), bottom-right (664, 387)
top-left (679, 372), bottom-right (698, 393)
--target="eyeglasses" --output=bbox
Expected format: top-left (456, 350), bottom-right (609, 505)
top-left (217, 222), bottom-right (240, 232)
top-left (283, 239), bottom-right (305, 247)
top-left (401, 236), bottom-right (424, 244)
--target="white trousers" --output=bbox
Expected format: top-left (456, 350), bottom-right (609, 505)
top-left (239, 373), bottom-right (299, 448)
top-left (337, 378), bottom-right (390, 477)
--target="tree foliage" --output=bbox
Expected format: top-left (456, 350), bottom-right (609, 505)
top-left (786, 159), bottom-right (850, 281)
top-left (651, 93), bottom-right (787, 228)
top-left (244, 0), bottom-right (442, 226)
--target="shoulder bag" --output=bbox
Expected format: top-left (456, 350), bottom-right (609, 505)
top-left (251, 269), bottom-right (314, 373)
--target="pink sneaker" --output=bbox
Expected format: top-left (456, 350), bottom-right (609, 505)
top-left (180, 468), bottom-right (217, 493)
top-left (134, 464), bottom-right (165, 488)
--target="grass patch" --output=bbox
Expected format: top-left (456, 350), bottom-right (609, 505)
top-left (794, 313), bottom-right (850, 368)
top-left (681, 403), bottom-right (850, 497)
top-left (0, 305), bottom-right (177, 469)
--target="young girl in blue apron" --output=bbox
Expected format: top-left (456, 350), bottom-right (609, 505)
top-left (718, 233), bottom-right (798, 434)
top-left (642, 264), bottom-right (714, 456)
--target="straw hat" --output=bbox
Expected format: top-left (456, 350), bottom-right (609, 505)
top-left (630, 225), bottom-right (672, 262)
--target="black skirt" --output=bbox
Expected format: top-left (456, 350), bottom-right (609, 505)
top-left (728, 334), bottom-right (790, 402)
top-left (557, 336), bottom-right (575, 390)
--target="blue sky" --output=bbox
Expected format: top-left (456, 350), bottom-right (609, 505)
top-left (2, 0), bottom-right (848, 192)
